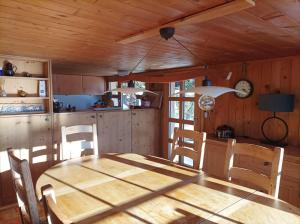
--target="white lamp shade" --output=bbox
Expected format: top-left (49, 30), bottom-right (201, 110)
top-left (178, 86), bottom-right (245, 98)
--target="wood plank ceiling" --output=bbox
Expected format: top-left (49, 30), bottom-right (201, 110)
top-left (0, 0), bottom-right (300, 75)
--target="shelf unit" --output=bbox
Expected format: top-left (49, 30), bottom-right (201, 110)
top-left (0, 55), bottom-right (52, 115)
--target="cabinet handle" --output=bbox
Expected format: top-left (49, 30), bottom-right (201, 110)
top-left (45, 117), bottom-right (49, 121)
top-left (132, 113), bottom-right (136, 115)
top-left (91, 115), bottom-right (95, 118)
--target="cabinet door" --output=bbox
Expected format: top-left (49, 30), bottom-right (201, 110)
top-left (131, 109), bottom-right (160, 156)
top-left (53, 74), bottom-right (82, 94)
top-left (82, 76), bottom-right (105, 95)
top-left (53, 112), bottom-right (97, 160)
top-left (0, 115), bottom-right (52, 205)
top-left (98, 111), bottom-right (131, 153)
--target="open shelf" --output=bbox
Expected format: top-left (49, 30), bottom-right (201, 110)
top-left (0, 96), bottom-right (49, 100)
top-left (0, 75), bottom-right (49, 80)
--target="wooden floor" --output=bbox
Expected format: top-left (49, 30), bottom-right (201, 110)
top-left (0, 206), bottom-right (19, 224)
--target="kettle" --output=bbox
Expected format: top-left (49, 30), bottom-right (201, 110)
top-left (3, 61), bottom-right (17, 76)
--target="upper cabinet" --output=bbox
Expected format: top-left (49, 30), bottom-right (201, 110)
top-left (53, 74), bottom-right (105, 95)
top-left (82, 76), bottom-right (105, 95)
top-left (53, 74), bottom-right (82, 95)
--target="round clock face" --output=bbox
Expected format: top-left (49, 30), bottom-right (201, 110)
top-left (234, 79), bottom-right (253, 98)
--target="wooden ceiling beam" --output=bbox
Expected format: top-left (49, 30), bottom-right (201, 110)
top-left (117, 0), bottom-right (255, 44)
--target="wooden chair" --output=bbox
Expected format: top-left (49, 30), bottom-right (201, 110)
top-left (7, 148), bottom-right (45, 224)
top-left (41, 184), bottom-right (72, 224)
top-left (61, 124), bottom-right (98, 159)
top-left (224, 139), bottom-right (284, 198)
top-left (170, 128), bottom-right (206, 170)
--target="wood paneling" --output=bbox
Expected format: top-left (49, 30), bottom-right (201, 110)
top-left (202, 55), bottom-right (300, 146)
top-left (0, 1), bottom-right (300, 74)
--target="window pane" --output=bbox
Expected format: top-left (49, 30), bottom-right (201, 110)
top-left (122, 94), bottom-right (129, 109)
top-left (183, 156), bottom-right (193, 167)
top-left (169, 122), bottom-right (179, 139)
top-left (183, 124), bottom-right (194, 144)
top-left (183, 124), bottom-right (194, 131)
top-left (135, 81), bottom-right (145, 95)
top-left (121, 82), bottom-right (128, 88)
top-left (134, 81), bottom-right (145, 89)
top-left (183, 101), bottom-right (194, 121)
top-left (169, 101), bottom-right (179, 119)
top-left (112, 98), bottom-right (119, 107)
top-left (184, 79), bottom-right (195, 97)
top-left (109, 81), bottom-right (118, 95)
top-left (169, 81), bottom-right (180, 97)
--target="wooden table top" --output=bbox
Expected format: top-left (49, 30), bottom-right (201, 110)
top-left (36, 153), bottom-right (300, 224)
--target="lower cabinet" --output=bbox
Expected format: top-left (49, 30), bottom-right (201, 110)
top-left (131, 109), bottom-right (160, 155)
top-left (97, 111), bottom-right (131, 153)
top-left (0, 114), bottom-right (52, 206)
top-left (53, 112), bottom-right (97, 160)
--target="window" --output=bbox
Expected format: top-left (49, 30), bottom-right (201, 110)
top-left (168, 79), bottom-right (196, 167)
top-left (108, 81), bottom-right (120, 107)
top-left (109, 81), bottom-right (146, 109)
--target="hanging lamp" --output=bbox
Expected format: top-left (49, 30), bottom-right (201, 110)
top-left (178, 76), bottom-right (245, 117)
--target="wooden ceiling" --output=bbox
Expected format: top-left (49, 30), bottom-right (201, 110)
top-left (0, 0), bottom-right (300, 75)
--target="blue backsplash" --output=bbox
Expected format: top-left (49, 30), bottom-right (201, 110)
top-left (54, 95), bottom-right (100, 110)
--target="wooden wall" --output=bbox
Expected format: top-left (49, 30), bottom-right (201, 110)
top-left (203, 55), bottom-right (300, 146)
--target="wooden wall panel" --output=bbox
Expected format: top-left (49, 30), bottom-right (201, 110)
top-left (202, 55), bottom-right (300, 146)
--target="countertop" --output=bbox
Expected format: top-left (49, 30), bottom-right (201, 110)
top-left (54, 107), bottom-right (159, 114)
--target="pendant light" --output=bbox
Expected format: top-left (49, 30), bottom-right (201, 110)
top-left (105, 80), bottom-right (158, 106)
top-left (178, 76), bottom-right (245, 117)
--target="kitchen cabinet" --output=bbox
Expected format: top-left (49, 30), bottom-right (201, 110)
top-left (97, 111), bottom-right (131, 153)
top-left (53, 74), bottom-right (82, 94)
top-left (0, 114), bottom-right (52, 205)
top-left (131, 109), bottom-right (160, 156)
top-left (82, 76), bottom-right (105, 95)
top-left (53, 112), bottom-right (97, 160)
top-left (53, 74), bottom-right (105, 95)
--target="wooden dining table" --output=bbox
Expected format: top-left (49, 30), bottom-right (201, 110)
top-left (36, 153), bottom-right (300, 224)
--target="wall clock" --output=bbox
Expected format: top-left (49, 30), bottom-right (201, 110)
top-left (234, 79), bottom-right (253, 98)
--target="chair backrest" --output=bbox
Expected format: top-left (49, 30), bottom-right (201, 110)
top-left (170, 128), bottom-right (206, 170)
top-left (224, 139), bottom-right (284, 198)
top-left (7, 148), bottom-right (40, 224)
top-left (61, 124), bottom-right (98, 159)
top-left (41, 184), bottom-right (72, 224)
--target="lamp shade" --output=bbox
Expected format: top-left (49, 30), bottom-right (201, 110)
top-left (259, 93), bottom-right (294, 112)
